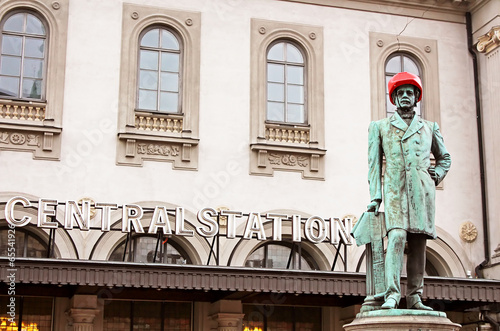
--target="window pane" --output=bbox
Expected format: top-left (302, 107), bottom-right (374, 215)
top-left (0, 55), bottom-right (21, 75)
top-left (286, 43), bottom-right (303, 63)
top-left (109, 243), bottom-right (125, 261)
top-left (24, 58), bottom-right (43, 78)
top-left (386, 55), bottom-right (401, 74)
top-left (404, 56), bottom-right (419, 75)
top-left (267, 101), bottom-right (284, 122)
top-left (22, 78), bottom-right (42, 99)
top-left (160, 92), bottom-right (178, 112)
top-left (267, 82), bottom-right (284, 102)
top-left (268, 63), bottom-right (284, 83)
top-left (287, 85), bottom-right (303, 104)
top-left (161, 52), bottom-right (179, 72)
top-left (295, 307), bottom-right (322, 331)
top-left (242, 305), bottom-right (265, 331)
top-left (0, 76), bottom-right (19, 97)
top-left (132, 236), bottom-right (157, 263)
top-left (141, 29), bottom-right (159, 47)
top-left (164, 302), bottom-right (191, 331)
top-left (287, 104), bottom-right (304, 123)
top-left (245, 246), bottom-right (265, 267)
top-left (386, 93), bottom-right (394, 116)
top-left (139, 89), bottom-right (157, 110)
top-left (21, 297), bottom-right (53, 330)
top-left (25, 38), bottom-right (45, 58)
top-left (134, 301), bottom-right (161, 331)
top-left (4, 13), bottom-right (24, 33)
top-left (103, 300), bottom-right (131, 331)
top-left (2, 35), bottom-right (22, 56)
top-left (140, 50), bottom-right (158, 70)
top-left (287, 65), bottom-right (303, 85)
top-left (165, 243), bottom-right (191, 264)
top-left (139, 70), bottom-right (158, 90)
top-left (267, 305), bottom-right (294, 330)
top-left (161, 72), bottom-right (178, 92)
top-left (161, 30), bottom-right (179, 50)
top-left (26, 234), bottom-right (47, 258)
top-left (268, 42), bottom-right (284, 61)
top-left (26, 14), bottom-right (45, 35)
top-left (267, 244), bottom-right (291, 269)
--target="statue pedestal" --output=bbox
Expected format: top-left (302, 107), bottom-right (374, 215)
top-left (343, 309), bottom-right (461, 331)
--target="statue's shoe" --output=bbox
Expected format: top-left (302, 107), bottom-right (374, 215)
top-left (410, 302), bottom-right (433, 311)
top-left (381, 298), bottom-right (397, 309)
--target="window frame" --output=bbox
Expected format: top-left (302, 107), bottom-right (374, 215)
top-left (117, 4), bottom-right (201, 170)
top-left (384, 52), bottom-right (423, 118)
top-left (0, 0), bottom-right (69, 160)
top-left (250, 19), bottom-right (325, 180)
top-left (369, 31), bottom-right (441, 124)
top-left (265, 40), bottom-right (308, 125)
top-left (244, 241), bottom-right (319, 271)
top-left (136, 26), bottom-right (183, 114)
top-left (0, 10), bottom-right (48, 101)
top-left (109, 234), bottom-right (192, 264)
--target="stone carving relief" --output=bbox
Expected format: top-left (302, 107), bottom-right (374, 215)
top-left (0, 132), bottom-right (41, 147)
top-left (137, 143), bottom-right (180, 157)
top-left (268, 153), bottom-right (308, 167)
top-left (459, 221), bottom-right (478, 243)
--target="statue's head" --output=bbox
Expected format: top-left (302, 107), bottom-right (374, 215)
top-left (388, 72), bottom-right (422, 110)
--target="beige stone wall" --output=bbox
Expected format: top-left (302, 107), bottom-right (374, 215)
top-left (0, 0), bottom-right (495, 279)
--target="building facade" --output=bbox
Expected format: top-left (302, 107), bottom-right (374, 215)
top-left (0, 0), bottom-right (499, 330)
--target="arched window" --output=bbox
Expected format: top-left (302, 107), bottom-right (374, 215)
top-left (266, 41), bottom-right (306, 124)
top-left (109, 235), bottom-right (192, 265)
top-left (244, 242), bottom-right (318, 270)
top-left (137, 27), bottom-right (181, 113)
top-left (0, 227), bottom-right (48, 258)
top-left (385, 53), bottom-right (422, 118)
top-left (0, 12), bottom-right (47, 100)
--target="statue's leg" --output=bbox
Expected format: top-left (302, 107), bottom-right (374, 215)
top-left (384, 229), bottom-right (407, 307)
top-left (406, 234), bottom-right (431, 309)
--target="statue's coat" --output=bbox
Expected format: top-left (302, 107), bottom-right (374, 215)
top-left (368, 113), bottom-right (451, 239)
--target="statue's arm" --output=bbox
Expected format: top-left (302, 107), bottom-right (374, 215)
top-left (430, 122), bottom-right (451, 185)
top-left (368, 121), bottom-right (383, 211)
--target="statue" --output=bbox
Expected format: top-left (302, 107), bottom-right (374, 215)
top-left (357, 72), bottom-right (451, 311)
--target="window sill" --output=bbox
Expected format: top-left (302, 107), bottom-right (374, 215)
top-left (0, 99), bottom-right (61, 160)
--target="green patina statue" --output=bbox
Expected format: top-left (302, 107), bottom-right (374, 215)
top-left (355, 72), bottom-right (451, 311)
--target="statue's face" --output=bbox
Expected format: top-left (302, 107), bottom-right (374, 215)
top-left (394, 84), bottom-right (416, 111)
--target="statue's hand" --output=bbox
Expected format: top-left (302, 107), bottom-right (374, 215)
top-left (428, 166), bottom-right (439, 185)
top-left (367, 200), bottom-right (381, 216)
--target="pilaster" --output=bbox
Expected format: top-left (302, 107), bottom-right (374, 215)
top-left (67, 295), bottom-right (100, 331)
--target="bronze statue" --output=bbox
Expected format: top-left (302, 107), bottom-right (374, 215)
top-left (366, 72), bottom-right (451, 310)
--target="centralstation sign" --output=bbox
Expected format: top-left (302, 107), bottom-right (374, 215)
top-left (4, 196), bottom-right (353, 245)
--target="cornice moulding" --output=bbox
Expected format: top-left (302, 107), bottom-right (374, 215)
top-left (279, 0), bottom-right (489, 23)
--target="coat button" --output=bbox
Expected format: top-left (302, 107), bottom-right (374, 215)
top-left (416, 152), bottom-right (420, 156)
top-left (417, 166), bottom-right (420, 170)
top-left (406, 167), bottom-right (410, 171)
top-left (396, 130), bottom-right (400, 133)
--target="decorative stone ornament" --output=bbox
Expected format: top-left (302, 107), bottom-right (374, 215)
top-left (52, 1), bottom-right (61, 10)
top-left (477, 26), bottom-right (500, 54)
top-left (459, 221), bottom-right (478, 243)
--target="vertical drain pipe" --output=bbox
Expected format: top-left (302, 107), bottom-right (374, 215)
top-left (466, 12), bottom-right (491, 278)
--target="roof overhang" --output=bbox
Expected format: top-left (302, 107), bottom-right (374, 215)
top-left (1, 257), bottom-right (499, 310)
